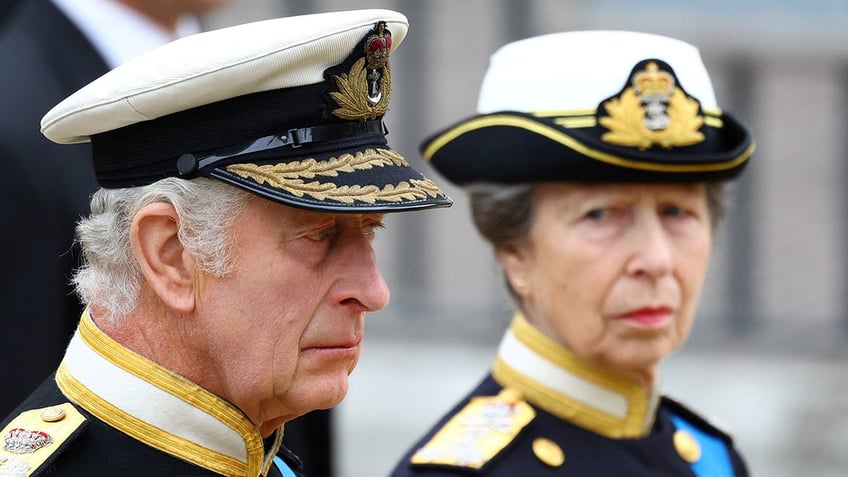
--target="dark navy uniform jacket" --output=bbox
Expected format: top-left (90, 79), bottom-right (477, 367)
top-left (0, 312), bottom-right (304, 477)
top-left (390, 315), bottom-right (749, 477)
top-left (0, 377), bottom-right (303, 477)
top-left (391, 375), bottom-right (747, 477)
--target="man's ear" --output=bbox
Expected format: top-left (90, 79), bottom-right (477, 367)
top-left (130, 202), bottom-right (196, 313)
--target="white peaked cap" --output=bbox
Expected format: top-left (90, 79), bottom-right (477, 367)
top-left (39, 9), bottom-right (452, 212)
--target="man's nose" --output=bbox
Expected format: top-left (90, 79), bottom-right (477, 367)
top-left (337, 234), bottom-right (391, 312)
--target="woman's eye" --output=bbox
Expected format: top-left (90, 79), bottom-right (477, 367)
top-left (585, 208), bottom-right (607, 220)
top-left (662, 205), bottom-right (685, 217)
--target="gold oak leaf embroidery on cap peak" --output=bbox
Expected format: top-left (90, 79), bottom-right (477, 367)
top-left (226, 148), bottom-right (443, 204)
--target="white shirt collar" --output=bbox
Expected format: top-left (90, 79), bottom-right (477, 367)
top-left (492, 313), bottom-right (662, 438)
top-left (57, 310), bottom-right (279, 476)
top-left (51, 0), bottom-right (201, 68)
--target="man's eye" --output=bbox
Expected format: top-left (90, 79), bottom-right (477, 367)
top-left (362, 222), bottom-right (385, 237)
top-left (306, 228), bottom-right (337, 242)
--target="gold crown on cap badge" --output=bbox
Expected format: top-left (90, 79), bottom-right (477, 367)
top-left (330, 21), bottom-right (393, 121)
top-left (600, 60), bottom-right (705, 150)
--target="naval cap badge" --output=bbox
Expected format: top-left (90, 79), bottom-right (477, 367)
top-left (364, 21), bottom-right (392, 103)
top-left (330, 21), bottom-right (393, 121)
top-left (599, 59), bottom-right (705, 150)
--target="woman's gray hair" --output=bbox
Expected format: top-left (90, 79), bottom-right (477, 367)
top-left (467, 181), bottom-right (727, 299)
top-left (73, 178), bottom-right (250, 323)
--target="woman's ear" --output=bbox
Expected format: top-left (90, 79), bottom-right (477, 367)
top-left (497, 246), bottom-right (530, 298)
top-left (130, 202), bottom-right (196, 314)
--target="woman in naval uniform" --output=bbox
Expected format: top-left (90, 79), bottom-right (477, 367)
top-left (390, 30), bottom-right (754, 477)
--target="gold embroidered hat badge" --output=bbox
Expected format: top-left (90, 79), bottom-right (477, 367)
top-left (218, 18), bottom-right (450, 212)
top-left (599, 59), bottom-right (705, 150)
top-left (211, 17), bottom-right (450, 212)
top-left (331, 21), bottom-right (393, 121)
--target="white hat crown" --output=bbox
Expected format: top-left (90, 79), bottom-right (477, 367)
top-left (477, 30), bottom-right (718, 114)
top-left (42, 9), bottom-right (409, 144)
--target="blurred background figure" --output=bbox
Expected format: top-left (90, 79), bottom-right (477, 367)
top-left (0, 0), bottom-right (223, 415)
top-left (0, 1), bottom-right (334, 476)
top-left (0, 0), bottom-right (15, 21)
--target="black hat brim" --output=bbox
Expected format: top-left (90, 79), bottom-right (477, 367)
top-left (422, 111), bottom-right (754, 185)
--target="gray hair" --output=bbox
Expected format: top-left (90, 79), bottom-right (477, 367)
top-left (466, 181), bottom-right (727, 298)
top-left (73, 178), bottom-right (250, 323)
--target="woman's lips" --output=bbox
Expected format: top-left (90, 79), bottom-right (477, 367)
top-left (618, 307), bottom-right (672, 327)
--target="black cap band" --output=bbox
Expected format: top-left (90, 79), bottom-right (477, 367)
top-left (175, 119), bottom-right (387, 178)
top-left (90, 83), bottom-right (330, 188)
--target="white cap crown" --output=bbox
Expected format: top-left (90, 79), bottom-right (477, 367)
top-left (477, 30), bottom-right (717, 114)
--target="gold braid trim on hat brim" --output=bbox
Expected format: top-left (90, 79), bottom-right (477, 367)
top-left (536, 107), bottom-right (724, 130)
top-left (422, 114), bottom-right (754, 173)
top-left (225, 148), bottom-right (444, 204)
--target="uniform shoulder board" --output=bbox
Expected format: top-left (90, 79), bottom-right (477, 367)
top-left (663, 395), bottom-right (734, 440)
top-left (410, 388), bottom-right (535, 470)
top-left (0, 403), bottom-right (86, 476)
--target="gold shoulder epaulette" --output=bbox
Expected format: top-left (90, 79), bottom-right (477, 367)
top-left (410, 388), bottom-right (535, 470)
top-left (0, 403), bottom-right (86, 476)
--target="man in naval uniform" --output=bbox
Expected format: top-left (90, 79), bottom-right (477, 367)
top-left (0, 9), bottom-right (451, 477)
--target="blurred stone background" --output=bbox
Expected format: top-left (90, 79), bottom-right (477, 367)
top-left (206, 1), bottom-right (848, 476)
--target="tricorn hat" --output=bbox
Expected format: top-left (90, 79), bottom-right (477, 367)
top-left (421, 30), bottom-right (754, 185)
top-left (41, 9), bottom-right (451, 213)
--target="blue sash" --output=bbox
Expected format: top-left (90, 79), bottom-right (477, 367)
top-left (273, 455), bottom-right (297, 477)
top-left (670, 414), bottom-right (734, 477)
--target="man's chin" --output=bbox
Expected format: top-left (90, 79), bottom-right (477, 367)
top-left (293, 374), bottom-right (351, 411)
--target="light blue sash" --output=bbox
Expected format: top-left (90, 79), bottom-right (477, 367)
top-left (273, 455), bottom-right (297, 477)
top-left (670, 414), bottom-right (734, 477)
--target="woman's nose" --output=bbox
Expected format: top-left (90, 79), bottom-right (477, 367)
top-left (625, 214), bottom-right (674, 279)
